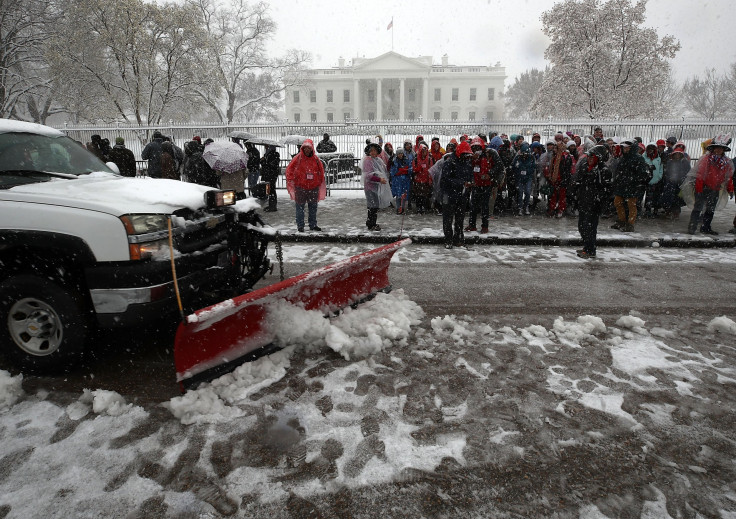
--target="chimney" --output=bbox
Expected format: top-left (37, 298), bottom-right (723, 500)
top-left (338, 56), bottom-right (345, 68)
top-left (442, 54), bottom-right (448, 66)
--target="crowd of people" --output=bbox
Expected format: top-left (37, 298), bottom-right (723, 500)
top-left (89, 128), bottom-right (736, 254)
top-left (349, 129), bottom-right (734, 251)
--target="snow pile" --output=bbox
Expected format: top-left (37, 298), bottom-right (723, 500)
top-left (430, 315), bottom-right (475, 344)
top-left (64, 388), bottom-right (143, 418)
top-left (326, 290), bottom-right (424, 360)
top-left (552, 315), bottom-right (607, 345)
top-left (167, 290), bottom-right (424, 424)
top-left (616, 314), bottom-right (647, 331)
top-left (707, 316), bottom-right (736, 335)
top-left (0, 370), bottom-right (23, 409)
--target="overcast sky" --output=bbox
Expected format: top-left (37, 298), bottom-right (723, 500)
top-left (267, 0), bottom-right (733, 86)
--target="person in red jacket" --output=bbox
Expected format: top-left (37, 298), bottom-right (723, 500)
top-left (466, 137), bottom-right (492, 233)
top-left (285, 139), bottom-right (326, 232)
top-left (686, 135), bottom-right (734, 235)
top-left (412, 142), bottom-right (434, 214)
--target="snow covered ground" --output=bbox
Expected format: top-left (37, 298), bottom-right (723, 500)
top-left (1, 278), bottom-right (736, 517)
top-left (1, 188), bottom-right (736, 517)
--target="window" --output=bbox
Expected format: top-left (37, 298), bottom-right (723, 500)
top-left (434, 88), bottom-right (441, 102)
top-left (368, 90), bottom-right (375, 102)
top-left (388, 89), bottom-right (395, 101)
top-left (344, 89), bottom-right (350, 102)
top-left (452, 88), bottom-right (459, 101)
top-left (310, 112), bottom-right (317, 122)
top-left (469, 111), bottom-right (476, 121)
top-left (408, 88), bottom-right (416, 102)
top-left (293, 91), bottom-right (300, 103)
top-left (433, 111), bottom-right (441, 120)
top-left (344, 112), bottom-right (351, 120)
top-left (486, 111), bottom-right (494, 120)
top-left (368, 112), bottom-right (375, 121)
top-left (327, 112), bottom-right (334, 122)
top-left (408, 112), bottom-right (415, 120)
top-left (326, 90), bottom-right (333, 103)
top-left (487, 88), bottom-right (495, 101)
top-left (293, 113), bottom-right (300, 122)
top-left (469, 88), bottom-right (476, 101)
top-left (309, 90), bottom-right (316, 103)
top-left (451, 111), bottom-right (458, 121)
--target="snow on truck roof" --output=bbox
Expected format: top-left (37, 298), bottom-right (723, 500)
top-left (0, 119), bottom-right (65, 137)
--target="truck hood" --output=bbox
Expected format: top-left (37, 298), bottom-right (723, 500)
top-left (3, 173), bottom-right (214, 215)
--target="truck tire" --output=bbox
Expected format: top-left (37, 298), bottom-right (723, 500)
top-left (0, 274), bottom-right (89, 374)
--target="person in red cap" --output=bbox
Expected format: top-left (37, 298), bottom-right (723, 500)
top-left (440, 141), bottom-right (474, 248)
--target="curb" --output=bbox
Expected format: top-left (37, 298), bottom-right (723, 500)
top-left (274, 232), bottom-right (736, 248)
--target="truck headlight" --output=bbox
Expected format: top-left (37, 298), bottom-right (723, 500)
top-left (204, 190), bottom-right (237, 208)
top-left (120, 214), bottom-right (168, 234)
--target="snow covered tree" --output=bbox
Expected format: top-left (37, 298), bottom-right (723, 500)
top-left (681, 68), bottom-right (733, 119)
top-left (188, 0), bottom-right (310, 123)
top-left (504, 67), bottom-right (547, 118)
top-left (0, 0), bottom-right (62, 121)
top-left (532, 0), bottom-right (680, 119)
top-left (48, 0), bottom-right (208, 124)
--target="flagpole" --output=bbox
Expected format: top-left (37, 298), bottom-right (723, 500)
top-left (392, 18), bottom-right (394, 51)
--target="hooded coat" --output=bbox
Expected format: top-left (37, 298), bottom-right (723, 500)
top-left (285, 139), bottom-right (326, 200)
top-left (613, 146), bottom-right (650, 198)
top-left (440, 142), bottom-right (475, 203)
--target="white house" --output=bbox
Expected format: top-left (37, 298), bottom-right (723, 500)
top-left (284, 52), bottom-right (506, 123)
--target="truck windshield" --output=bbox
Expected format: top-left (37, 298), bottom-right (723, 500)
top-left (0, 132), bottom-right (114, 186)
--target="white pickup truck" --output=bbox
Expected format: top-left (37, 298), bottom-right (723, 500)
top-left (0, 119), bottom-right (272, 374)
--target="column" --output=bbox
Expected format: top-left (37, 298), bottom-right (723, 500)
top-left (376, 78), bottom-right (383, 121)
top-left (353, 79), bottom-right (360, 120)
top-left (399, 78), bottom-right (405, 121)
top-left (422, 77), bottom-right (429, 119)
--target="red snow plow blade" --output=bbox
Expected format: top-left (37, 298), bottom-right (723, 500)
top-left (174, 238), bottom-right (410, 389)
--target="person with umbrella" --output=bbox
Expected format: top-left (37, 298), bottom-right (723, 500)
top-left (202, 140), bottom-right (248, 199)
top-left (286, 139), bottom-right (326, 232)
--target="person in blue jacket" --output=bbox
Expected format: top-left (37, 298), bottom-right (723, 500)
top-left (390, 148), bottom-right (413, 214)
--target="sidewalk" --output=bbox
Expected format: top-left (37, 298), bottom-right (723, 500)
top-left (261, 190), bottom-right (736, 248)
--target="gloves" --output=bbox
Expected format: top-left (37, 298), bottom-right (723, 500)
top-left (695, 178), bottom-right (704, 194)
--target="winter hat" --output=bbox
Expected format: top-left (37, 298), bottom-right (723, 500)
top-left (431, 137), bottom-right (440, 142)
top-left (707, 133), bottom-right (732, 152)
top-left (589, 145), bottom-right (610, 163)
top-left (509, 133), bottom-right (519, 142)
top-left (470, 136), bottom-right (485, 149)
top-left (566, 140), bottom-right (577, 148)
top-left (638, 142), bottom-right (646, 152)
top-left (455, 141), bottom-right (473, 157)
top-left (532, 133), bottom-right (541, 141)
top-left (152, 131), bottom-right (163, 139)
top-left (656, 139), bottom-right (666, 147)
top-left (666, 136), bottom-right (677, 145)
top-left (520, 142), bottom-right (530, 153)
top-left (620, 138), bottom-right (635, 147)
top-left (193, 136), bottom-right (201, 143)
top-left (530, 142), bottom-right (543, 150)
top-left (546, 139), bottom-right (555, 146)
top-left (489, 136), bottom-right (503, 150)
top-left (366, 142), bottom-right (382, 153)
top-left (673, 141), bottom-right (686, 152)
top-left (554, 134), bottom-right (564, 142)
top-left (115, 137), bottom-right (124, 145)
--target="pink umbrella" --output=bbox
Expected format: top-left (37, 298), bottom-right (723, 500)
top-left (202, 141), bottom-right (247, 173)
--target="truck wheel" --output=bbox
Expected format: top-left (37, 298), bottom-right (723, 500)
top-left (0, 275), bottom-right (89, 374)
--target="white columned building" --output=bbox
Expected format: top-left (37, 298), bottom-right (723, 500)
top-left (285, 52), bottom-right (506, 123)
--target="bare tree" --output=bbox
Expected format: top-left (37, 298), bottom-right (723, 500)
top-left (48, 0), bottom-right (208, 124)
top-left (504, 68), bottom-right (547, 118)
top-left (681, 68), bottom-right (732, 119)
top-left (189, 0), bottom-right (310, 123)
top-left (0, 0), bottom-right (59, 121)
top-left (532, 0), bottom-right (680, 119)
